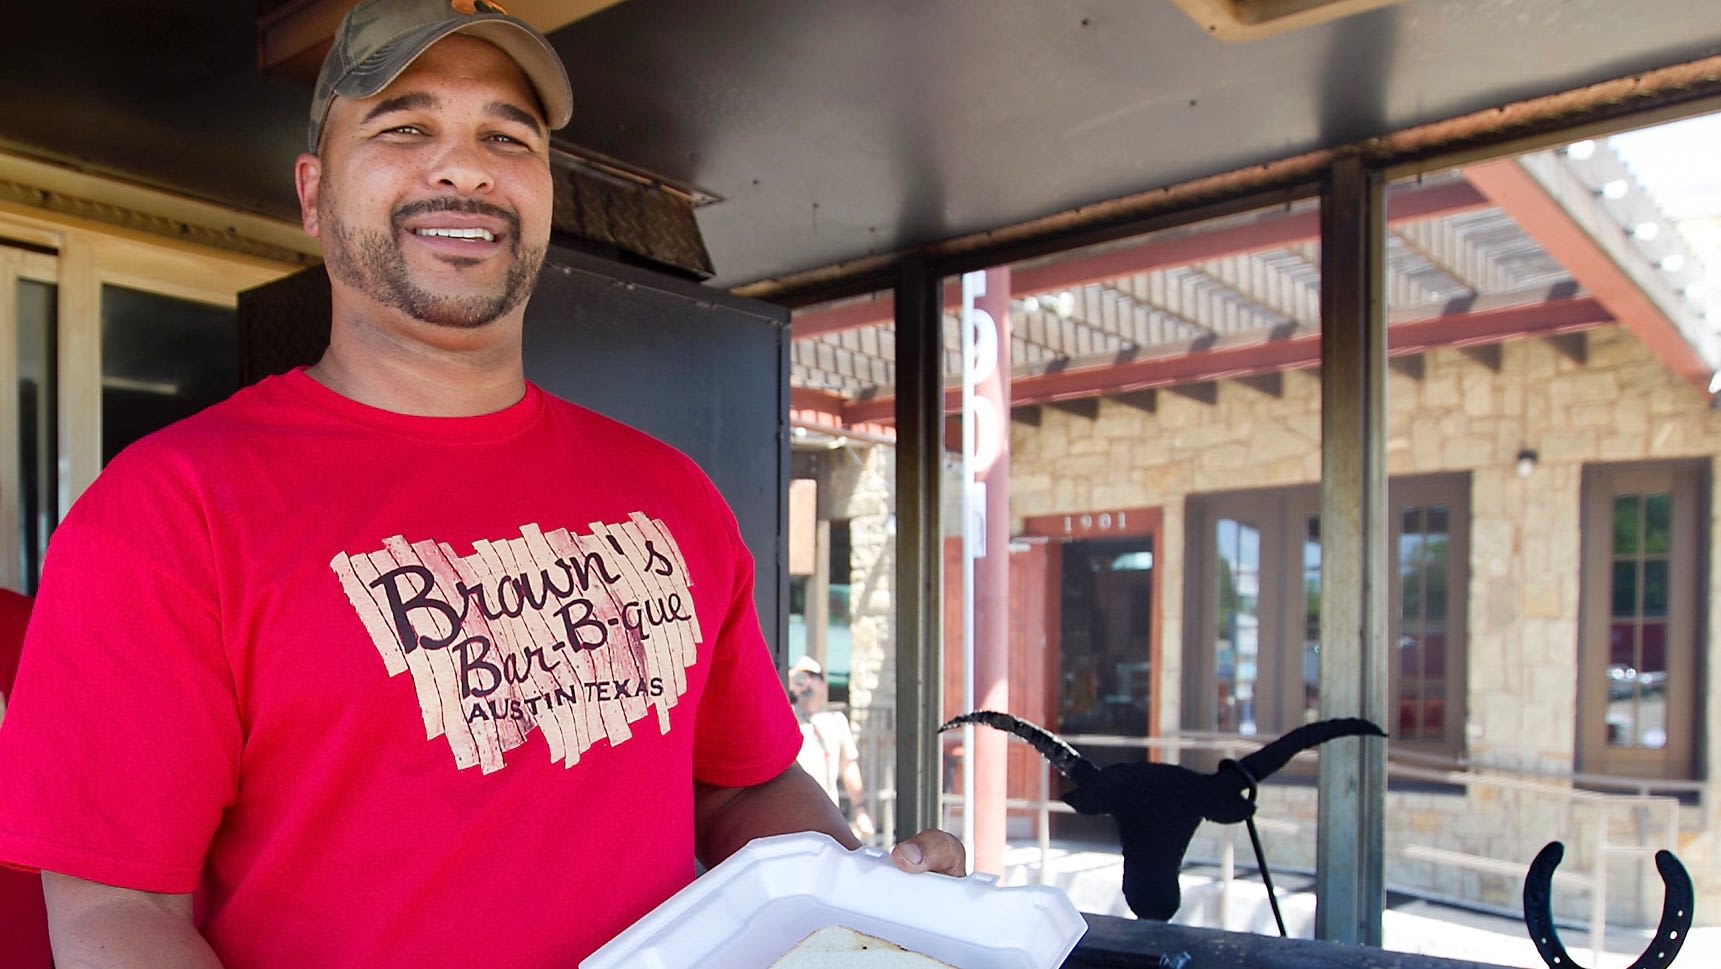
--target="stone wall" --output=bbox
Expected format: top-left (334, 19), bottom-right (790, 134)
top-left (1008, 325), bottom-right (1721, 925)
top-left (816, 443), bottom-right (903, 837)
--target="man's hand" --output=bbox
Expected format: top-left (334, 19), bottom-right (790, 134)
top-left (889, 828), bottom-right (966, 878)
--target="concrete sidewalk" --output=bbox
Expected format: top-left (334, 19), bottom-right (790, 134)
top-left (997, 841), bottom-right (1718, 969)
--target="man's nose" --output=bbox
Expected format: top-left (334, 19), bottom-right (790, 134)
top-left (428, 137), bottom-right (494, 194)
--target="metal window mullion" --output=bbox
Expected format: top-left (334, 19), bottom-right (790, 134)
top-left (893, 256), bottom-right (943, 839)
top-left (1315, 152), bottom-right (1389, 946)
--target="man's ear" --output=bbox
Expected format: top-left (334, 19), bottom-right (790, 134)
top-left (294, 153), bottom-right (322, 238)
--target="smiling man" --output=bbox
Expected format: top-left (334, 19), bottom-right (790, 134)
top-left (0, 2), bottom-right (962, 966)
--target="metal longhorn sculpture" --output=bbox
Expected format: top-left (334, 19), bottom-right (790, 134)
top-left (1522, 840), bottom-right (1694, 969)
top-left (940, 711), bottom-right (1385, 924)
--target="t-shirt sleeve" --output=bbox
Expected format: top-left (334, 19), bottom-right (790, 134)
top-left (0, 452), bottom-right (240, 894)
top-left (686, 475), bottom-right (801, 789)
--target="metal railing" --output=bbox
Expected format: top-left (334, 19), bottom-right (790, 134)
top-left (935, 732), bottom-right (1697, 962)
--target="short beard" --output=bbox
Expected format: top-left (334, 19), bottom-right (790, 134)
top-left (321, 196), bottom-right (546, 330)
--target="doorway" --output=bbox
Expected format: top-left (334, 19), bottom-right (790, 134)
top-left (1022, 508), bottom-right (1162, 842)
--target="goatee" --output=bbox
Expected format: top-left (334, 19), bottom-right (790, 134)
top-left (322, 197), bottom-right (546, 329)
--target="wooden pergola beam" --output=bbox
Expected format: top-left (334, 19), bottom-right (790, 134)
top-left (837, 293), bottom-right (1612, 423)
top-left (789, 178), bottom-right (1490, 339)
top-left (1466, 156), bottom-right (1712, 394)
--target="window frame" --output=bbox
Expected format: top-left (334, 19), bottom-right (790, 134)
top-left (1577, 459), bottom-right (1705, 782)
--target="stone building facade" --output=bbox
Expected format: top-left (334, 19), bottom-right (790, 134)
top-left (1008, 323), bottom-right (1720, 925)
top-left (803, 321), bottom-right (1718, 927)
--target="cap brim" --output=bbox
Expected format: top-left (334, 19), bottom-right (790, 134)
top-left (332, 17), bottom-right (573, 131)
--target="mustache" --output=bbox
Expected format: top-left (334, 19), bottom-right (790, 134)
top-left (392, 197), bottom-right (521, 236)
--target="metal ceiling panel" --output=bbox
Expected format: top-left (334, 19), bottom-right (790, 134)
top-left (546, 0), bottom-right (1721, 286)
top-left (0, 2), bottom-right (1716, 291)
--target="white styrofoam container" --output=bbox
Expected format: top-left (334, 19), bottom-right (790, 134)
top-left (580, 832), bottom-right (1086, 969)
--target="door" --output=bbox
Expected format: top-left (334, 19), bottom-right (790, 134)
top-left (1185, 488), bottom-right (1316, 735)
top-left (1186, 477), bottom-right (1469, 757)
top-left (1579, 462), bottom-right (1703, 781)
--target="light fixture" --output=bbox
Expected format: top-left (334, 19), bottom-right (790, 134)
top-left (1168, 0), bottom-right (1415, 42)
top-left (1564, 140), bottom-right (1598, 161)
top-left (1628, 221), bottom-right (1661, 241)
top-left (1658, 254), bottom-right (1686, 273)
top-left (1598, 179), bottom-right (1630, 200)
top-left (1022, 295), bottom-right (1042, 313)
top-left (1054, 291), bottom-right (1077, 319)
top-left (1515, 448), bottom-right (1539, 478)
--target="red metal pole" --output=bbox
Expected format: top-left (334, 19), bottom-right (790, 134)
top-left (968, 266), bottom-right (1012, 875)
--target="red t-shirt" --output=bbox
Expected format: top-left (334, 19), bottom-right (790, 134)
top-left (0, 370), bottom-right (801, 966)
top-left (0, 588), bottom-right (51, 969)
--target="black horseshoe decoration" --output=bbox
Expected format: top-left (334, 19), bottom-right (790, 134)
top-left (1522, 841), bottom-right (1694, 969)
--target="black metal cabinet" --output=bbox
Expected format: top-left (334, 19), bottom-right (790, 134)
top-left (237, 247), bottom-right (791, 656)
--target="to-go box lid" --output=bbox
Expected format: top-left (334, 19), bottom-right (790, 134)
top-left (581, 832), bottom-right (1086, 969)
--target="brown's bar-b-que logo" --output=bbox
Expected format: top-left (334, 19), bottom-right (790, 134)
top-left (330, 514), bottom-right (700, 774)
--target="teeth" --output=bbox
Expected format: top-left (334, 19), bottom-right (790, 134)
top-left (417, 227), bottom-right (495, 242)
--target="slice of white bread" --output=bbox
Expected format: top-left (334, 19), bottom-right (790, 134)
top-left (767, 925), bottom-right (955, 968)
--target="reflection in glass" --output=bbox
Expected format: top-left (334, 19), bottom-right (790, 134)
top-left (1613, 495), bottom-right (1640, 555)
top-left (1605, 489), bottom-right (1674, 750)
top-left (1301, 516), bottom-right (1320, 722)
top-left (100, 286), bottom-right (237, 464)
top-left (1395, 505), bottom-right (1449, 742)
top-left (1215, 518), bottom-right (1261, 735)
top-left (1642, 560), bottom-right (1668, 617)
top-left (1640, 622), bottom-right (1667, 677)
top-left (1643, 493), bottom-right (1671, 554)
top-left (1611, 561), bottom-right (1638, 617)
top-left (16, 279), bottom-right (57, 593)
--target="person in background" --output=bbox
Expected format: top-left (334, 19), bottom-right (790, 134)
top-left (0, 2), bottom-right (961, 966)
top-left (790, 656), bottom-right (877, 843)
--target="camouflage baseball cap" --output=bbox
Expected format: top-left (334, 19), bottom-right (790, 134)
top-left (308, 0), bottom-right (573, 152)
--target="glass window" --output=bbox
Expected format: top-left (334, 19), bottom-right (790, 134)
top-left (1215, 517), bottom-right (1263, 735)
top-left (1603, 488), bottom-right (1676, 750)
top-left (1581, 463), bottom-right (1700, 780)
top-left (16, 278), bottom-right (56, 593)
top-left (100, 285), bottom-right (237, 463)
top-left (1396, 504), bottom-right (1452, 742)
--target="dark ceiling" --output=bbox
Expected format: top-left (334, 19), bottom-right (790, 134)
top-left (1, 1), bottom-right (1719, 290)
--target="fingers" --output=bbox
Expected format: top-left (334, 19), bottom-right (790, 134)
top-left (889, 829), bottom-right (966, 877)
top-left (852, 812), bottom-right (877, 838)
